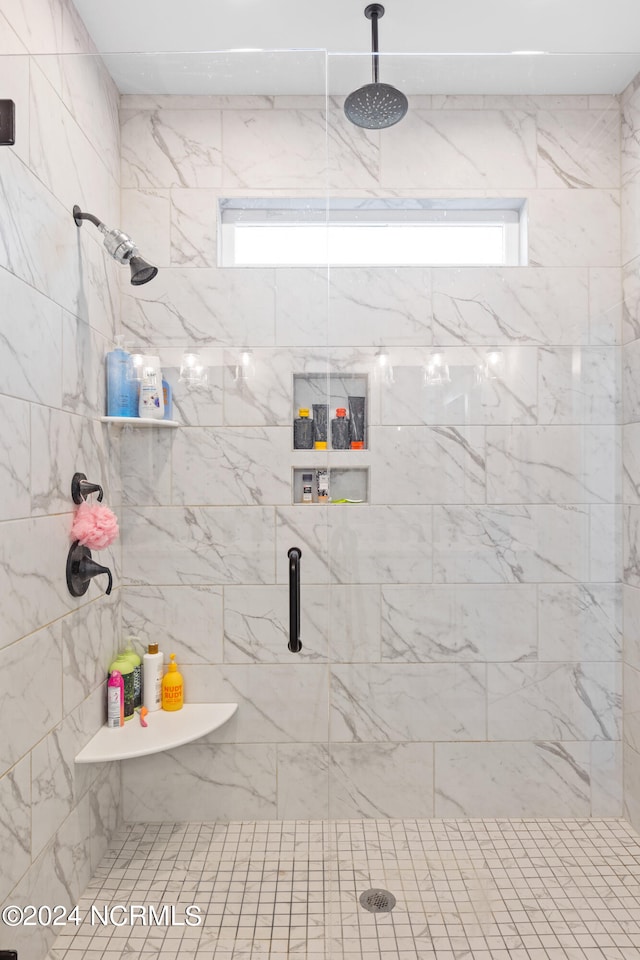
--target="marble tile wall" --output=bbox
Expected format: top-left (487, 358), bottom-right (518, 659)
top-left (622, 73), bottom-right (640, 833)
top-left (0, 2), bottom-right (122, 957)
top-left (118, 88), bottom-right (624, 824)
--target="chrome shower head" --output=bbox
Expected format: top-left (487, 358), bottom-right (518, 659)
top-left (72, 205), bottom-right (158, 285)
top-left (344, 4), bottom-right (408, 130)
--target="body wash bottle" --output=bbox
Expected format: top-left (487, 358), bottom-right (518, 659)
top-left (143, 642), bottom-right (163, 712)
top-left (139, 356), bottom-right (165, 419)
top-left (162, 653), bottom-right (184, 711)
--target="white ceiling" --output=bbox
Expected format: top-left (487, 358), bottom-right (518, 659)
top-left (72, 0), bottom-right (640, 95)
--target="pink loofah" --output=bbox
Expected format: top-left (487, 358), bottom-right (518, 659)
top-left (71, 501), bottom-right (119, 550)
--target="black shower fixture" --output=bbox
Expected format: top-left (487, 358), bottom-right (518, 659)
top-left (344, 4), bottom-right (408, 129)
top-left (72, 205), bottom-right (158, 285)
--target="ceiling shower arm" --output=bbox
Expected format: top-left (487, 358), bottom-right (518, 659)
top-left (366, 3), bottom-right (384, 84)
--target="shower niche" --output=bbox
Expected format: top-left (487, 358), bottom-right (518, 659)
top-left (292, 373), bottom-right (369, 504)
top-left (292, 373), bottom-right (368, 451)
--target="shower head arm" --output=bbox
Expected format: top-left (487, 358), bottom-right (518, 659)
top-left (365, 3), bottom-right (384, 84)
top-left (72, 205), bottom-right (104, 230)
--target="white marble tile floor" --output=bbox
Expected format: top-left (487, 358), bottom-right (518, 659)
top-left (46, 817), bottom-right (640, 960)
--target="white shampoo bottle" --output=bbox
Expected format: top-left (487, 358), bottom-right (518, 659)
top-left (143, 642), bottom-right (164, 712)
top-left (138, 355), bottom-right (165, 419)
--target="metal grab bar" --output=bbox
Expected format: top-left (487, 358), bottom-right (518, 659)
top-left (288, 547), bottom-right (302, 653)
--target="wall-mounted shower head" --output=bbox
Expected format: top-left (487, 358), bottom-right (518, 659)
top-left (344, 4), bottom-right (408, 129)
top-left (72, 205), bottom-right (158, 286)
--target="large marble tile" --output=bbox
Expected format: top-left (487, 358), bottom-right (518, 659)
top-left (433, 505), bottom-right (589, 583)
top-left (0, 756), bottom-right (31, 906)
top-left (122, 506), bottom-right (275, 585)
top-left (623, 256), bottom-right (640, 343)
top-left (277, 743), bottom-right (329, 819)
top-left (589, 267), bottom-right (622, 345)
top-left (162, 362), bottom-right (224, 427)
top-left (0, 624), bottom-right (62, 777)
top-left (380, 346), bottom-right (538, 426)
top-left (172, 426), bottom-right (291, 505)
top-left (120, 428), bottom-right (172, 506)
top-left (330, 663), bottom-right (486, 742)
top-left (591, 740), bottom-right (623, 816)
top-left (121, 267), bottom-right (276, 347)
top-left (222, 108), bottom-right (327, 188)
top-left (435, 741), bottom-right (591, 816)
top-left (326, 97), bottom-right (381, 190)
top-left (170, 187), bottom-right (218, 267)
top-left (30, 60), bottom-right (113, 215)
top-left (121, 107), bottom-right (222, 189)
top-left (624, 421), bottom-right (640, 502)
top-left (0, 267), bottom-right (62, 407)
top-left (89, 761), bottom-right (121, 872)
top-left (0, 515), bottom-right (77, 650)
top-left (122, 743), bottom-right (276, 822)
top-left (626, 663), bottom-right (640, 753)
top-left (31, 406), bottom-right (117, 515)
top-left (122, 584), bottom-right (223, 664)
top-left (625, 742), bottom-right (640, 832)
top-left (622, 178), bottom-right (640, 267)
top-left (31, 686), bottom-right (103, 858)
top-left (624, 504), bottom-right (640, 587)
top-left (488, 662), bottom-right (621, 741)
top-left (537, 109), bottom-right (620, 189)
top-left (528, 190), bottom-right (620, 267)
top-left (276, 505), bottom-right (330, 585)
top-left (432, 266), bottom-right (589, 345)
top-left (370, 425), bottom-right (485, 505)
top-left (590, 503), bottom-right (622, 583)
top-left (275, 267), bottom-right (328, 346)
top-left (486, 425), bottom-right (620, 504)
top-left (327, 505), bottom-right (432, 584)
top-left (328, 584), bottom-right (381, 663)
top-left (380, 110), bottom-right (536, 188)
top-left (183, 663), bottom-right (328, 743)
top-left (624, 584), bottom-right (640, 671)
top-left (538, 346), bottom-right (621, 424)
top-left (2, 792), bottom-right (93, 960)
top-left (538, 584), bottom-right (622, 662)
top-left (223, 584), bottom-right (328, 663)
top-left (0, 394), bottom-right (30, 521)
top-left (329, 743), bottom-right (434, 818)
top-left (61, 311), bottom-right (109, 418)
top-left (61, 592), bottom-right (120, 715)
top-left (624, 338), bottom-right (640, 423)
top-left (381, 584), bottom-right (536, 662)
top-left (328, 267), bottom-right (431, 346)
top-left (120, 187), bottom-right (171, 268)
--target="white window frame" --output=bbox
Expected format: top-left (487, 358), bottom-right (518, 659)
top-left (219, 198), bottom-right (527, 268)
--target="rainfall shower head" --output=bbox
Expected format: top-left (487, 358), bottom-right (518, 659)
top-left (72, 205), bottom-right (158, 286)
top-left (344, 4), bottom-right (408, 130)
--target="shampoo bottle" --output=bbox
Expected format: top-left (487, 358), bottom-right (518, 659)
top-left (107, 670), bottom-right (124, 728)
top-left (143, 642), bottom-right (163, 712)
top-left (138, 356), bottom-right (165, 419)
top-left (162, 653), bottom-right (184, 711)
top-left (106, 335), bottom-right (135, 417)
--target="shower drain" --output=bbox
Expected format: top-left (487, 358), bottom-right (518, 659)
top-left (359, 888), bottom-right (396, 913)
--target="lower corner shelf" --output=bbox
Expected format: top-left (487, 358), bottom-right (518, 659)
top-left (74, 703), bottom-right (238, 764)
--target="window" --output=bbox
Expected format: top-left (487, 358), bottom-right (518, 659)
top-left (219, 198), bottom-right (526, 267)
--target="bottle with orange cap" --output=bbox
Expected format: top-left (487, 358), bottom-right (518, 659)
top-left (161, 653), bottom-right (184, 711)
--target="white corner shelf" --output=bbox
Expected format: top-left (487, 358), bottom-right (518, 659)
top-left (100, 416), bottom-right (180, 428)
top-left (75, 703), bottom-right (238, 764)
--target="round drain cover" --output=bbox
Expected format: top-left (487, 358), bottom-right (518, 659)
top-left (359, 888), bottom-right (396, 913)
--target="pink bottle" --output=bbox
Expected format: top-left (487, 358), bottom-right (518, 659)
top-left (107, 670), bottom-right (124, 728)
